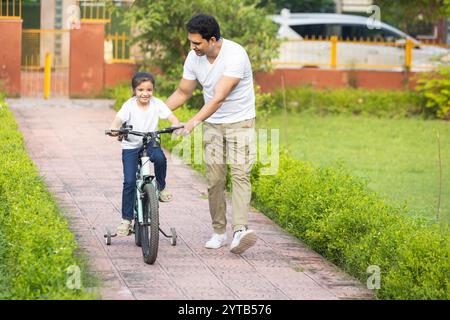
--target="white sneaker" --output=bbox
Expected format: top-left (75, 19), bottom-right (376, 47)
top-left (205, 233), bottom-right (227, 249)
top-left (230, 229), bottom-right (257, 254)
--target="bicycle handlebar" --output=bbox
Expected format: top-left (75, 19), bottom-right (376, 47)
top-left (105, 125), bottom-right (184, 137)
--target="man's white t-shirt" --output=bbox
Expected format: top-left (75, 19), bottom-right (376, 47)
top-left (182, 38), bottom-right (256, 124)
top-left (117, 96), bottom-right (172, 149)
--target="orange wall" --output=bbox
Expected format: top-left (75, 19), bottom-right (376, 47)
top-left (0, 19), bottom-right (22, 96)
top-left (104, 63), bottom-right (136, 88)
top-left (101, 65), bottom-right (420, 95)
top-left (101, 64), bottom-right (421, 94)
top-left (255, 69), bottom-right (420, 93)
top-left (69, 21), bottom-right (106, 97)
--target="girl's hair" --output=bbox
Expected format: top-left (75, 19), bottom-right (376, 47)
top-left (131, 72), bottom-right (156, 95)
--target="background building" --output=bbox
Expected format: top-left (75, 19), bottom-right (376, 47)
top-left (335, 0), bottom-right (373, 13)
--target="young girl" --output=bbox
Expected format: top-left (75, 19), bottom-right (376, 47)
top-left (109, 72), bottom-right (181, 236)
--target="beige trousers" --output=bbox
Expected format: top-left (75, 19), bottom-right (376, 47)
top-left (203, 118), bottom-right (256, 234)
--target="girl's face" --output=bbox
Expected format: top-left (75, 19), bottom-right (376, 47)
top-left (134, 80), bottom-right (154, 106)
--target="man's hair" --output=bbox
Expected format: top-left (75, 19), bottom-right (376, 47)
top-left (186, 14), bottom-right (221, 41)
top-left (131, 72), bottom-right (156, 94)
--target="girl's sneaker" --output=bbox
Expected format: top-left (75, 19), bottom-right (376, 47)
top-left (159, 189), bottom-right (173, 202)
top-left (116, 219), bottom-right (132, 236)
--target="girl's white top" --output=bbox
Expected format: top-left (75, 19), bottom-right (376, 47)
top-left (117, 96), bottom-right (173, 149)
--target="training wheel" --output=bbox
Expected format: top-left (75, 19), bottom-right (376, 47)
top-left (105, 230), bottom-right (112, 245)
top-left (170, 227), bottom-right (177, 246)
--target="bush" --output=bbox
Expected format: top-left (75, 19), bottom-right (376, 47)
top-left (253, 154), bottom-right (449, 299)
top-left (103, 82), bottom-right (132, 111)
top-left (416, 66), bottom-right (450, 119)
top-left (271, 86), bottom-right (425, 118)
top-left (0, 98), bottom-right (94, 299)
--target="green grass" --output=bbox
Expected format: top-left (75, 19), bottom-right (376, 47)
top-left (259, 112), bottom-right (450, 223)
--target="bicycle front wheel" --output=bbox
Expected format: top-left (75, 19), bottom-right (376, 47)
top-left (140, 183), bottom-right (159, 264)
top-left (134, 196), bottom-right (141, 247)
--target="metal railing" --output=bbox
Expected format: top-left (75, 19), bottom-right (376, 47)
top-left (273, 36), bottom-right (450, 71)
top-left (105, 32), bottom-right (132, 63)
top-left (21, 29), bottom-right (70, 97)
top-left (0, 0), bottom-right (21, 19)
top-left (78, 0), bottom-right (111, 22)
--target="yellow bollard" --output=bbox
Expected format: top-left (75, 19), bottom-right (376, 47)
top-left (331, 36), bottom-right (338, 68)
top-left (44, 52), bottom-right (51, 99)
top-left (405, 39), bottom-right (413, 70)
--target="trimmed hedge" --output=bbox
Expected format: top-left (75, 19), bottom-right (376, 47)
top-left (265, 86), bottom-right (425, 119)
top-left (104, 82), bottom-right (133, 112)
top-left (253, 154), bottom-right (449, 299)
top-left (0, 96), bottom-right (94, 299)
top-left (106, 76), bottom-right (428, 120)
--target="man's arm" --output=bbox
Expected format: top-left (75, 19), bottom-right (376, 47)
top-left (166, 78), bottom-right (197, 111)
top-left (183, 76), bottom-right (240, 135)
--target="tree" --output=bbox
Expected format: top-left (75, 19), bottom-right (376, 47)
top-left (123, 0), bottom-right (281, 77)
top-left (258, 0), bottom-right (335, 13)
top-left (372, 0), bottom-right (448, 35)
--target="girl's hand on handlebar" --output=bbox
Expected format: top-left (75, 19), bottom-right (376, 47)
top-left (106, 130), bottom-right (119, 137)
top-left (105, 130), bottom-right (121, 141)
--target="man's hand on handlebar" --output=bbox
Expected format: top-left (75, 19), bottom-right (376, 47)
top-left (173, 124), bottom-right (184, 136)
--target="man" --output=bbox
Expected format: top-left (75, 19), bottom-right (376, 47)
top-left (166, 14), bottom-right (257, 254)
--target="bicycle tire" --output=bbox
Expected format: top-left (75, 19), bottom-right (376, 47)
top-left (134, 195), bottom-right (142, 247)
top-left (140, 183), bottom-right (159, 264)
top-left (134, 220), bottom-right (141, 247)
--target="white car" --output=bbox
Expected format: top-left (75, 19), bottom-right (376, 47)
top-left (271, 10), bottom-right (449, 71)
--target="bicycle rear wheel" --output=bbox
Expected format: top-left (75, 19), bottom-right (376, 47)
top-left (140, 183), bottom-right (159, 264)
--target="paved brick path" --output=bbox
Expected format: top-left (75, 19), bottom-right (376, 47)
top-left (8, 98), bottom-right (372, 300)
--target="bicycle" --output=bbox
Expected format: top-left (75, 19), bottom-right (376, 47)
top-left (104, 124), bottom-right (183, 265)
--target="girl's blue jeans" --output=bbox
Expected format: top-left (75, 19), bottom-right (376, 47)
top-left (121, 146), bottom-right (167, 220)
